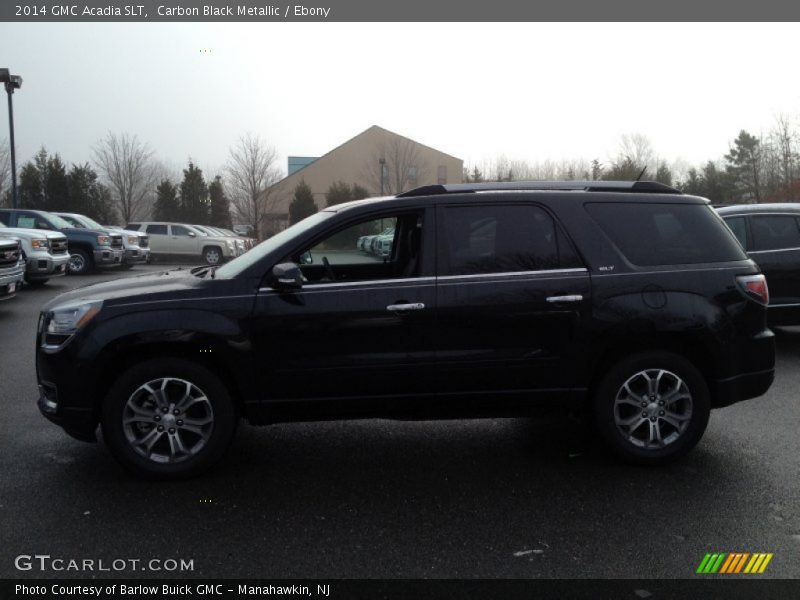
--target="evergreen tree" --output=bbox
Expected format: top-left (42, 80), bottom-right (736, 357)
top-left (655, 163), bottom-right (673, 187)
top-left (725, 130), bottom-right (762, 202)
top-left (66, 163), bottom-right (117, 223)
top-left (289, 180), bottom-right (317, 225)
top-left (18, 161), bottom-right (44, 209)
top-left (471, 166), bottom-right (484, 183)
top-left (179, 162), bottom-right (209, 224)
top-left (208, 175), bottom-right (232, 228)
top-left (44, 154), bottom-right (70, 211)
top-left (153, 179), bottom-right (180, 221)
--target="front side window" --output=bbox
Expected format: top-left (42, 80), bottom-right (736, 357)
top-left (146, 224), bottom-right (168, 235)
top-left (438, 205), bottom-right (567, 276)
top-left (287, 212), bottom-right (424, 283)
top-left (751, 215), bottom-right (800, 252)
top-left (171, 225), bottom-right (194, 236)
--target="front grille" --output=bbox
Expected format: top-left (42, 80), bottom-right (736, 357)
top-left (0, 241), bottom-right (21, 268)
top-left (50, 238), bottom-right (68, 255)
top-left (110, 235), bottom-right (123, 249)
top-left (138, 236), bottom-right (149, 248)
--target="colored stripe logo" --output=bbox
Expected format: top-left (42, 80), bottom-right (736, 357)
top-left (696, 552), bottom-right (773, 574)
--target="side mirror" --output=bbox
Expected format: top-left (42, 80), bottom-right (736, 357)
top-left (271, 262), bottom-right (304, 291)
top-left (188, 231), bottom-right (196, 237)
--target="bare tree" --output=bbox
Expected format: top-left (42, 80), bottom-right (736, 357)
top-left (92, 132), bottom-right (157, 223)
top-left (225, 133), bottom-right (282, 239)
top-left (0, 140), bottom-right (9, 207)
top-left (363, 136), bottom-right (429, 195)
top-left (771, 114), bottom-right (797, 197)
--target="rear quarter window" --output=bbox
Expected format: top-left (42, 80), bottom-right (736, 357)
top-left (586, 202), bottom-right (747, 266)
top-left (750, 215), bottom-right (800, 251)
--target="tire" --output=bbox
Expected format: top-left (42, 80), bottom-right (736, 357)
top-left (25, 278), bottom-right (48, 286)
top-left (101, 358), bottom-right (238, 479)
top-left (68, 249), bottom-right (93, 275)
top-left (592, 351), bottom-right (710, 466)
top-left (120, 263), bottom-right (134, 270)
top-left (203, 246), bottom-right (222, 265)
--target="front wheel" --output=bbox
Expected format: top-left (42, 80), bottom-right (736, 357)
top-left (203, 246), bottom-right (222, 265)
top-left (593, 351), bottom-right (710, 465)
top-left (101, 358), bottom-right (237, 479)
top-left (68, 250), bottom-right (93, 274)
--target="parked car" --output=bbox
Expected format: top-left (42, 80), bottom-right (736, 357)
top-left (103, 225), bottom-right (151, 268)
top-left (52, 213), bottom-right (150, 270)
top-left (717, 203), bottom-right (800, 325)
top-left (124, 222), bottom-right (237, 265)
top-left (191, 225), bottom-right (246, 257)
top-left (0, 223), bottom-right (69, 285)
top-left (0, 235), bottom-right (24, 300)
top-left (37, 181), bottom-right (774, 479)
top-left (0, 208), bottom-right (123, 274)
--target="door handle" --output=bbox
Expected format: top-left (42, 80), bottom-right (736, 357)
top-left (546, 295), bottom-right (583, 303)
top-left (386, 302), bottom-right (425, 312)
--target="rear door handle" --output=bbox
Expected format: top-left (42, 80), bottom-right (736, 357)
top-left (386, 302), bottom-right (425, 312)
top-left (546, 295), bottom-right (583, 303)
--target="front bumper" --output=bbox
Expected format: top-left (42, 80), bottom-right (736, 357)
top-left (123, 247), bottom-right (151, 264)
top-left (26, 253), bottom-right (69, 280)
top-left (93, 247), bottom-right (124, 266)
top-left (0, 264), bottom-right (25, 299)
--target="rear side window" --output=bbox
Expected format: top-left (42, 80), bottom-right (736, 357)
top-left (0, 212), bottom-right (8, 225)
top-left (126, 223), bottom-right (141, 231)
top-left (438, 204), bottom-right (577, 275)
top-left (146, 224), bottom-right (168, 235)
top-left (724, 216), bottom-right (748, 249)
top-left (750, 215), bottom-right (800, 251)
top-left (586, 203), bottom-right (747, 266)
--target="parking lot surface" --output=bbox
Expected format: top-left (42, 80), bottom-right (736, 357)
top-left (0, 265), bottom-right (798, 578)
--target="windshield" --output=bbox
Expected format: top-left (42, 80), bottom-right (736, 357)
top-left (79, 215), bottom-right (105, 230)
top-left (48, 214), bottom-right (75, 229)
top-left (215, 212), bottom-right (333, 279)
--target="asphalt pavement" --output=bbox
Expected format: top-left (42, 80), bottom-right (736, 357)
top-left (0, 265), bottom-right (798, 579)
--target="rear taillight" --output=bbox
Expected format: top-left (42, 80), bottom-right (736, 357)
top-left (737, 274), bottom-right (769, 305)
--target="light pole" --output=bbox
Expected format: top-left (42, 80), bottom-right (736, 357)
top-left (0, 69), bottom-right (22, 209)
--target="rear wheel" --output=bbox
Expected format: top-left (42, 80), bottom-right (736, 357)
top-left (68, 249), bottom-right (92, 274)
top-left (593, 351), bottom-right (710, 465)
top-left (101, 358), bottom-right (237, 479)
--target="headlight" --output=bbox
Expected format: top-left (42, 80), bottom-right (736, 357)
top-left (227, 241), bottom-right (234, 249)
top-left (97, 235), bottom-right (110, 246)
top-left (128, 236), bottom-right (138, 245)
top-left (46, 300), bottom-right (103, 336)
top-left (31, 239), bottom-right (49, 249)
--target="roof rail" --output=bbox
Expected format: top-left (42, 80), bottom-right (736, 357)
top-left (396, 180), bottom-right (682, 197)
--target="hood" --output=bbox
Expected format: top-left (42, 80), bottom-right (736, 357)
top-left (0, 227), bottom-right (65, 241)
top-left (62, 227), bottom-right (116, 237)
top-left (43, 268), bottom-right (199, 311)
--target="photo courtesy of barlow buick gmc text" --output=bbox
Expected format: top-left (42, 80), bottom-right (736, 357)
top-left (1, 5), bottom-right (799, 600)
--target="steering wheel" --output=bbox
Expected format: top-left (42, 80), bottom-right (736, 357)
top-left (322, 256), bottom-right (336, 282)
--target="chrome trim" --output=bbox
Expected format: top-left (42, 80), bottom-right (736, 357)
top-left (748, 247), bottom-right (800, 255)
top-left (546, 295), bottom-right (584, 303)
top-left (386, 302), bottom-right (425, 311)
top-left (259, 276), bottom-right (436, 293)
top-left (437, 268), bottom-right (587, 282)
top-left (770, 302), bottom-right (800, 308)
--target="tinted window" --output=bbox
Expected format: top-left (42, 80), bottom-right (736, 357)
top-left (751, 215), bottom-right (800, 251)
top-left (586, 203), bottom-right (747, 266)
top-left (724, 216), bottom-right (748, 249)
top-left (146, 224), bottom-right (168, 235)
top-left (0, 212), bottom-right (8, 225)
top-left (172, 225), bottom-right (194, 236)
top-left (439, 205), bottom-right (562, 275)
top-left (126, 223), bottom-right (141, 231)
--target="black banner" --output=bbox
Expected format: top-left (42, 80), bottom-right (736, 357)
top-left (4, 579), bottom-right (800, 600)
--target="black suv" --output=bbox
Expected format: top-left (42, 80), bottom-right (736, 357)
top-left (37, 181), bottom-right (775, 478)
top-left (717, 203), bottom-right (800, 325)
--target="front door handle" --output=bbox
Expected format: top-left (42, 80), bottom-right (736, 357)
top-left (386, 302), bottom-right (425, 312)
top-left (546, 295), bottom-right (583, 303)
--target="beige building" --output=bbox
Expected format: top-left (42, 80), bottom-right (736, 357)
top-left (261, 125), bottom-right (463, 235)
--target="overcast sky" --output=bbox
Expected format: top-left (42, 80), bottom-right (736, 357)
top-left (2, 22), bottom-right (800, 178)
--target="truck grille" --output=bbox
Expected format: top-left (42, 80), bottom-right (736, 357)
top-left (0, 241), bottom-right (21, 268)
top-left (110, 235), bottom-right (123, 249)
top-left (138, 235), bottom-right (149, 248)
top-left (50, 238), bottom-right (68, 255)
